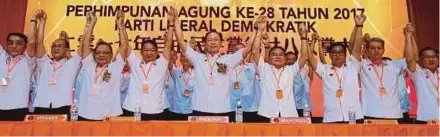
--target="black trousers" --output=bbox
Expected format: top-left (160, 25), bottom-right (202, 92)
top-left (399, 112), bottom-right (413, 124)
top-left (326, 119), bottom-right (364, 124)
top-left (34, 106), bottom-right (71, 120)
top-left (164, 109), bottom-right (192, 121)
top-left (297, 109), bottom-right (313, 117)
top-left (364, 116), bottom-right (403, 124)
top-left (0, 108), bottom-right (28, 121)
top-left (78, 116), bottom-right (103, 121)
top-left (123, 109), bottom-right (165, 121)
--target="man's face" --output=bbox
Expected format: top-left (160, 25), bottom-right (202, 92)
top-left (367, 41), bottom-right (385, 61)
top-left (180, 54), bottom-right (192, 67)
top-left (269, 48), bottom-right (286, 68)
top-left (140, 43), bottom-right (158, 62)
top-left (204, 33), bottom-right (221, 55)
top-left (232, 43), bottom-right (244, 53)
top-left (170, 50), bottom-right (178, 63)
top-left (420, 50), bottom-right (439, 70)
top-left (51, 39), bottom-right (69, 60)
top-left (286, 54), bottom-right (297, 65)
top-left (6, 35), bottom-right (26, 57)
top-left (329, 46), bottom-right (347, 66)
top-left (93, 44), bottom-right (113, 66)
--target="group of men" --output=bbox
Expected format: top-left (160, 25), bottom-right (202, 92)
top-left (0, 7), bottom-right (438, 123)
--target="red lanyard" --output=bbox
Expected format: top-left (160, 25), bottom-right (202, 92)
top-left (140, 61), bottom-right (154, 82)
top-left (182, 68), bottom-right (193, 86)
top-left (271, 66), bottom-right (285, 89)
top-left (371, 63), bottom-right (384, 87)
top-left (207, 55), bottom-right (219, 75)
top-left (6, 57), bottom-right (21, 77)
top-left (50, 60), bottom-right (64, 73)
top-left (234, 64), bottom-right (245, 81)
top-left (94, 64), bottom-right (108, 84)
top-left (332, 66), bottom-right (344, 89)
top-left (427, 70), bottom-right (439, 92)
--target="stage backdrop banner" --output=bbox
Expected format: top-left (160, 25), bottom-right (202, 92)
top-left (24, 0), bottom-right (409, 117)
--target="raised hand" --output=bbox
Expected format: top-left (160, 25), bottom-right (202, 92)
top-left (39, 10), bottom-right (47, 22)
top-left (362, 33), bottom-right (370, 42)
top-left (256, 16), bottom-right (267, 32)
top-left (355, 14), bottom-right (367, 26)
top-left (312, 32), bottom-right (320, 41)
top-left (116, 10), bottom-right (125, 29)
top-left (298, 23), bottom-right (307, 38)
top-left (168, 7), bottom-right (176, 22)
top-left (59, 31), bottom-right (69, 40)
top-left (261, 32), bottom-right (270, 48)
top-left (86, 11), bottom-right (97, 26)
top-left (404, 23), bottom-right (415, 36)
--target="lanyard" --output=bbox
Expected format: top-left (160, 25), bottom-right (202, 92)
top-left (6, 56), bottom-right (22, 77)
top-left (182, 68), bottom-right (193, 86)
top-left (371, 63), bottom-right (384, 87)
top-left (332, 66), bottom-right (344, 89)
top-left (50, 59), bottom-right (65, 74)
top-left (426, 70), bottom-right (439, 92)
top-left (207, 55), bottom-right (219, 75)
top-left (94, 64), bottom-right (108, 84)
top-left (234, 64), bottom-right (245, 81)
top-left (271, 66), bottom-right (285, 89)
top-left (140, 61), bottom-right (154, 82)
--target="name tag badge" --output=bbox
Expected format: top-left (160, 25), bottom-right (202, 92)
top-left (143, 81), bottom-right (149, 93)
top-left (336, 89), bottom-right (343, 98)
top-left (276, 89), bottom-right (283, 99)
top-left (49, 75), bottom-right (57, 85)
top-left (380, 86), bottom-right (386, 95)
top-left (1, 77), bottom-right (9, 86)
top-left (165, 82), bottom-right (169, 89)
top-left (184, 89), bottom-right (191, 97)
top-left (233, 81), bottom-right (240, 89)
top-left (208, 76), bottom-right (215, 85)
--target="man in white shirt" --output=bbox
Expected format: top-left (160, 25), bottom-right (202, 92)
top-left (32, 10), bottom-right (81, 118)
top-left (356, 22), bottom-right (407, 121)
top-left (120, 10), bottom-right (173, 121)
top-left (252, 20), bottom-right (309, 122)
top-left (403, 24), bottom-right (439, 124)
top-left (75, 11), bottom-right (125, 121)
top-left (0, 12), bottom-right (41, 120)
top-left (173, 7), bottom-right (254, 121)
top-left (306, 14), bottom-right (366, 123)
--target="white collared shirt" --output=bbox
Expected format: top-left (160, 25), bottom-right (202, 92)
top-left (316, 55), bottom-right (364, 122)
top-left (123, 51), bottom-right (169, 114)
top-left (360, 58), bottom-right (405, 118)
top-left (33, 53), bottom-right (81, 108)
top-left (257, 58), bottom-right (301, 118)
top-left (77, 54), bottom-right (124, 120)
top-left (185, 44), bottom-right (243, 113)
top-left (0, 47), bottom-right (36, 109)
top-left (409, 65), bottom-right (439, 121)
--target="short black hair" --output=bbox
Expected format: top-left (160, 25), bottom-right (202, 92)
top-left (382, 57), bottom-right (392, 61)
top-left (204, 30), bottom-right (223, 43)
top-left (141, 40), bottom-right (158, 51)
top-left (327, 42), bottom-right (347, 53)
top-left (53, 38), bottom-right (70, 49)
top-left (7, 32), bottom-right (28, 45)
top-left (419, 47), bottom-right (438, 58)
top-left (94, 41), bottom-right (113, 53)
top-left (269, 46), bottom-right (286, 55)
top-left (366, 37), bottom-right (385, 48)
top-left (285, 51), bottom-right (298, 57)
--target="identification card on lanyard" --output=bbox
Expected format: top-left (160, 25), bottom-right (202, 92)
top-left (272, 66), bottom-right (285, 100)
top-left (372, 63), bottom-right (386, 95)
top-left (93, 65), bottom-right (108, 96)
top-left (332, 66), bottom-right (344, 98)
top-left (140, 61), bottom-right (154, 93)
top-left (2, 57), bottom-right (21, 86)
top-left (207, 56), bottom-right (219, 85)
top-left (233, 64), bottom-right (245, 90)
top-left (49, 60), bottom-right (63, 86)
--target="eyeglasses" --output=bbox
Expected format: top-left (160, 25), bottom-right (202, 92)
top-left (330, 51), bottom-right (346, 56)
